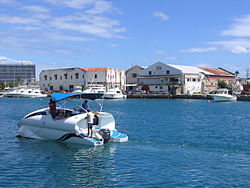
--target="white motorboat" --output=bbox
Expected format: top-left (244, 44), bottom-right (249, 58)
top-left (17, 92), bottom-right (128, 146)
top-left (104, 88), bottom-right (127, 99)
top-left (83, 84), bottom-right (106, 94)
top-left (210, 88), bottom-right (237, 102)
top-left (3, 85), bottom-right (47, 98)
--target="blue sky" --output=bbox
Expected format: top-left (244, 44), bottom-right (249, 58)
top-left (1, 0), bottom-right (250, 78)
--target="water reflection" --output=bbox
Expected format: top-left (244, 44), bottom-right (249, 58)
top-left (17, 138), bottom-right (117, 187)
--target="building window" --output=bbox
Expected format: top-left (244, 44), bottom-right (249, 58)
top-left (192, 78), bottom-right (196, 82)
top-left (50, 76), bottom-right (52, 80)
top-left (49, 85), bottom-right (53, 91)
top-left (59, 85), bottom-right (64, 91)
top-left (155, 86), bottom-right (158, 88)
top-left (149, 71), bottom-right (152, 75)
top-left (44, 75), bottom-right (47, 80)
top-left (64, 74), bottom-right (67, 79)
top-left (95, 74), bottom-right (97, 78)
top-left (166, 70), bottom-right (170, 74)
top-left (69, 85), bottom-right (74, 91)
top-left (60, 76), bottom-right (62, 80)
top-left (82, 75), bottom-right (84, 79)
top-left (156, 66), bottom-right (162, 70)
top-left (54, 74), bottom-right (57, 80)
top-left (71, 75), bottom-right (73, 79)
top-left (75, 73), bottom-right (79, 79)
top-left (132, 73), bottom-right (137, 78)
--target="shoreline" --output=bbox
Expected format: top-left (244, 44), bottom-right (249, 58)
top-left (127, 94), bottom-right (250, 101)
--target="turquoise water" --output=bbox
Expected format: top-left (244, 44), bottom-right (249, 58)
top-left (0, 98), bottom-right (250, 187)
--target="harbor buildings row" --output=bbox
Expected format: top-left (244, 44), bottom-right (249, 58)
top-left (0, 61), bottom-right (35, 84)
top-left (39, 67), bottom-right (125, 92)
top-left (39, 62), bottom-right (236, 94)
top-left (0, 60), bottom-right (237, 94)
top-left (126, 62), bottom-right (236, 95)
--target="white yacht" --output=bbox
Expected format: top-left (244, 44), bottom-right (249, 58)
top-left (82, 84), bottom-right (106, 94)
top-left (72, 86), bottom-right (83, 93)
top-left (3, 85), bottom-right (47, 98)
top-left (17, 92), bottom-right (128, 146)
top-left (104, 88), bottom-right (127, 99)
top-left (210, 88), bottom-right (237, 102)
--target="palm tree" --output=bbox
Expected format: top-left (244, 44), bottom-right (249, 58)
top-left (235, 71), bottom-right (239, 78)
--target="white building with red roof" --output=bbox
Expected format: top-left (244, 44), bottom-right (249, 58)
top-left (39, 67), bottom-right (125, 92)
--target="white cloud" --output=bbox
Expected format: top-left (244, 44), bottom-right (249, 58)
top-left (108, 43), bottom-right (119, 47)
top-left (180, 47), bottom-right (218, 53)
top-left (86, 0), bottom-right (120, 14)
top-left (154, 11), bottom-right (169, 21)
top-left (196, 63), bottom-right (210, 67)
top-left (209, 39), bottom-right (250, 54)
top-left (0, 55), bottom-right (29, 63)
top-left (83, 48), bottom-right (92, 53)
top-left (221, 15), bottom-right (250, 37)
top-left (154, 50), bottom-right (166, 55)
top-left (50, 14), bottom-right (126, 38)
top-left (0, 0), bottom-right (127, 57)
top-left (0, 14), bottom-right (41, 25)
top-left (164, 56), bottom-right (176, 60)
top-left (0, 0), bottom-right (19, 5)
top-left (44, 0), bottom-right (120, 14)
top-left (44, 0), bottom-right (95, 9)
top-left (49, 33), bottom-right (96, 42)
top-left (22, 5), bottom-right (50, 13)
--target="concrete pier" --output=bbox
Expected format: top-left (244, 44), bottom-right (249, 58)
top-left (127, 94), bottom-right (250, 101)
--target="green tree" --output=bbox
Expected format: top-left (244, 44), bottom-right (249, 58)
top-left (235, 71), bottom-right (239, 78)
top-left (0, 82), bottom-right (4, 90)
top-left (218, 80), bottom-right (228, 89)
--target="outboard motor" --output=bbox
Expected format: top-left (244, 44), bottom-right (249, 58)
top-left (99, 129), bottom-right (111, 144)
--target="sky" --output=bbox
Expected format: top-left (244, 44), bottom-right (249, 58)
top-left (0, 0), bottom-right (250, 78)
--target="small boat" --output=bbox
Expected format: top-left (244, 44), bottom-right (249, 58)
top-left (104, 88), bottom-right (127, 99)
top-left (82, 84), bottom-right (106, 94)
top-left (3, 85), bottom-right (47, 98)
top-left (72, 86), bottom-right (83, 93)
top-left (17, 92), bottom-right (128, 146)
top-left (210, 88), bottom-right (237, 102)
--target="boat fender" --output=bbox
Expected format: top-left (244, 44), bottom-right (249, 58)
top-left (95, 132), bottom-right (103, 141)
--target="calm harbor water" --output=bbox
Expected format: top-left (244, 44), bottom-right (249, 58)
top-left (0, 98), bottom-right (250, 187)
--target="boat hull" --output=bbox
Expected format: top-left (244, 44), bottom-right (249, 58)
top-left (211, 94), bottom-right (237, 102)
top-left (103, 94), bottom-right (126, 99)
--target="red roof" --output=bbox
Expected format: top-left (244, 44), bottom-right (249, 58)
top-left (199, 67), bottom-right (234, 76)
top-left (81, 67), bottom-right (109, 72)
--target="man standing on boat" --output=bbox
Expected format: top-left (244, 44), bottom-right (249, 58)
top-left (87, 109), bottom-right (94, 137)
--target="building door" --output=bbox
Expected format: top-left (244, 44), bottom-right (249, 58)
top-left (59, 85), bottom-right (64, 91)
top-left (69, 85), bottom-right (74, 92)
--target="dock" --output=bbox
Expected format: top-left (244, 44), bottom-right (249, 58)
top-left (127, 94), bottom-right (250, 101)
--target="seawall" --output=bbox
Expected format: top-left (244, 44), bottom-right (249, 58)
top-left (127, 94), bottom-right (250, 101)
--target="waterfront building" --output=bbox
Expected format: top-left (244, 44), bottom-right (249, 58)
top-left (81, 67), bottom-right (126, 90)
top-left (40, 68), bottom-right (87, 92)
top-left (0, 61), bottom-right (35, 85)
top-left (199, 67), bottom-right (235, 92)
top-left (125, 65), bottom-right (146, 91)
top-left (138, 62), bottom-right (207, 95)
top-left (39, 67), bottom-right (126, 92)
